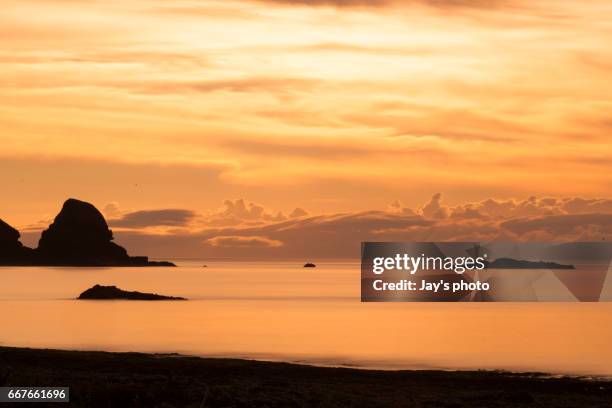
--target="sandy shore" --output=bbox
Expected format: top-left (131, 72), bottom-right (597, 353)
top-left (1, 346), bottom-right (610, 407)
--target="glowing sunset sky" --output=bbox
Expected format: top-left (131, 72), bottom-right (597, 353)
top-left (1, 0), bottom-right (611, 258)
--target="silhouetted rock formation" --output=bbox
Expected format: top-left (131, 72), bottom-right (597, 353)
top-left (303, 262), bottom-right (316, 268)
top-left (0, 219), bottom-right (33, 263)
top-left (78, 284), bottom-right (186, 300)
top-left (0, 198), bottom-right (174, 267)
top-left (37, 199), bottom-right (130, 264)
top-left (486, 258), bottom-right (574, 270)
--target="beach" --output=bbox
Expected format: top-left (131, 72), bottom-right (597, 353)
top-left (1, 346), bottom-right (611, 407)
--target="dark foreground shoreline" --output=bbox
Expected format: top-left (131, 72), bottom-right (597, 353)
top-left (1, 347), bottom-right (611, 407)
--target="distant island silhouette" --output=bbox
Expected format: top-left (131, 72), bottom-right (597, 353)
top-left (303, 262), bottom-right (316, 268)
top-left (486, 258), bottom-right (575, 269)
top-left (0, 198), bottom-right (175, 267)
top-left (78, 284), bottom-right (186, 300)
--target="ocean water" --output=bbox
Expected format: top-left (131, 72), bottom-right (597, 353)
top-left (1, 261), bottom-right (611, 376)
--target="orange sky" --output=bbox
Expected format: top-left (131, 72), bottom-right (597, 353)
top-left (1, 0), bottom-right (611, 258)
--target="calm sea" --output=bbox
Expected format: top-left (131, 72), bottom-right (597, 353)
top-left (1, 261), bottom-right (611, 376)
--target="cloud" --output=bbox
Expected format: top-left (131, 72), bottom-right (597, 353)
top-left (109, 193), bottom-right (612, 259)
top-left (250, 0), bottom-right (509, 8)
top-left (290, 207), bottom-right (309, 218)
top-left (221, 199), bottom-right (268, 220)
top-left (452, 196), bottom-right (612, 219)
top-left (109, 209), bottom-right (197, 228)
top-left (103, 202), bottom-right (122, 218)
top-left (205, 235), bottom-right (284, 248)
top-left (140, 78), bottom-right (319, 96)
top-left (501, 213), bottom-right (612, 238)
top-left (203, 199), bottom-right (307, 227)
top-left (2, 0), bottom-right (611, 202)
top-left (255, 0), bottom-right (390, 6)
top-left (561, 198), bottom-right (612, 214)
top-left (393, 194), bottom-right (612, 221)
top-left (420, 193), bottom-right (449, 219)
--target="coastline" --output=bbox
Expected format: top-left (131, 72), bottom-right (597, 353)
top-left (1, 346), bottom-right (610, 407)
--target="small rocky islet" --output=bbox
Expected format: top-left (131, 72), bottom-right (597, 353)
top-left (486, 258), bottom-right (575, 269)
top-left (78, 284), bottom-right (186, 301)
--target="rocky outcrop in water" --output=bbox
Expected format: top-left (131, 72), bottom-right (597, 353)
top-left (486, 258), bottom-right (575, 269)
top-left (37, 199), bottom-right (131, 264)
top-left (78, 284), bottom-right (186, 300)
top-left (0, 219), bottom-right (33, 263)
top-left (0, 198), bottom-right (174, 267)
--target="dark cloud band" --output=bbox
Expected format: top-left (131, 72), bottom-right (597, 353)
top-left (109, 209), bottom-right (197, 228)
